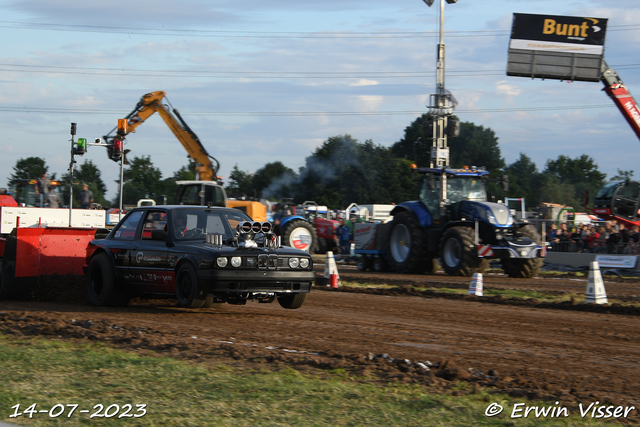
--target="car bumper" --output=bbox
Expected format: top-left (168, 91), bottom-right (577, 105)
top-left (197, 269), bottom-right (316, 293)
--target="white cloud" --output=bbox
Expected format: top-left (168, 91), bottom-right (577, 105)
top-left (495, 81), bottom-right (522, 99)
top-left (349, 79), bottom-right (379, 87)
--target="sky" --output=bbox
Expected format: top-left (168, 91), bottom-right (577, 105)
top-left (1, 0), bottom-right (639, 201)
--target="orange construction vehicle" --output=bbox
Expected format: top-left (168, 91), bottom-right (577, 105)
top-left (103, 91), bottom-right (267, 221)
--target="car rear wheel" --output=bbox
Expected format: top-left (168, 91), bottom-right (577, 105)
top-left (176, 263), bottom-right (206, 308)
top-left (277, 293), bottom-right (307, 309)
top-left (86, 253), bottom-right (129, 306)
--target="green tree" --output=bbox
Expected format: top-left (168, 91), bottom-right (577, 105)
top-left (60, 160), bottom-right (109, 207)
top-left (536, 174), bottom-right (580, 208)
top-left (8, 157), bottom-right (48, 185)
top-left (390, 113), bottom-right (433, 166)
top-left (450, 122), bottom-right (505, 175)
top-left (391, 115), bottom-right (505, 175)
top-left (294, 135), bottom-right (415, 207)
top-left (225, 164), bottom-right (254, 195)
top-left (114, 156), bottom-right (164, 205)
top-left (504, 153), bottom-right (541, 206)
top-left (252, 162), bottom-right (296, 199)
top-left (611, 168), bottom-right (634, 181)
top-left (543, 154), bottom-right (606, 207)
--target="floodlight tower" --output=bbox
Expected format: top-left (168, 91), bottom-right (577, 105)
top-left (422, 0), bottom-right (458, 169)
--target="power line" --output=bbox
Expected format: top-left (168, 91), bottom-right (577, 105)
top-left (0, 104), bottom-right (616, 116)
top-left (0, 20), bottom-right (638, 39)
top-left (0, 63), bottom-right (638, 79)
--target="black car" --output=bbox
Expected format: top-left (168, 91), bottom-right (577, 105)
top-left (85, 206), bottom-right (315, 309)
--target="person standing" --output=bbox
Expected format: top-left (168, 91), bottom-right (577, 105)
top-left (79, 184), bottom-right (94, 209)
top-left (36, 172), bottom-right (50, 207)
top-left (335, 218), bottom-right (351, 257)
top-left (46, 189), bottom-right (60, 208)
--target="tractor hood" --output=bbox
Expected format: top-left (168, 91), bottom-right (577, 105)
top-left (458, 200), bottom-right (513, 228)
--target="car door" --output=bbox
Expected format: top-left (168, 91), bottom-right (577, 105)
top-left (108, 210), bottom-right (145, 282)
top-left (129, 210), bottom-right (173, 293)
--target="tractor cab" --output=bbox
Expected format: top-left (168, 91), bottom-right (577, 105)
top-left (174, 180), bottom-right (227, 207)
top-left (9, 179), bottom-right (63, 207)
top-left (417, 167), bottom-right (489, 222)
top-left (593, 180), bottom-right (640, 222)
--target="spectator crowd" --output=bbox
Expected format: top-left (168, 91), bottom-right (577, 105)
top-left (546, 220), bottom-right (640, 254)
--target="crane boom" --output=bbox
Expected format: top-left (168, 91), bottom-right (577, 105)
top-left (601, 61), bottom-right (640, 141)
top-left (104, 91), bottom-right (220, 182)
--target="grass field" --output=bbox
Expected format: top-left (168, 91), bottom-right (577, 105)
top-left (0, 335), bottom-right (623, 427)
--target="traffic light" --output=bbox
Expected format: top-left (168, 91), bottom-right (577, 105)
top-left (74, 137), bottom-right (87, 156)
top-left (422, 119), bottom-right (434, 137)
top-left (446, 119), bottom-right (460, 137)
top-left (113, 139), bottom-right (124, 156)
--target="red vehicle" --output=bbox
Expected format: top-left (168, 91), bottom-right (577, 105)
top-left (601, 61), bottom-right (640, 141)
top-left (592, 180), bottom-right (640, 228)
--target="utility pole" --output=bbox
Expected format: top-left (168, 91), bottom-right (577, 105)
top-left (422, 0), bottom-right (459, 210)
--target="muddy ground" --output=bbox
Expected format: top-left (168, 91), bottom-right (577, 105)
top-left (1, 265), bottom-right (640, 422)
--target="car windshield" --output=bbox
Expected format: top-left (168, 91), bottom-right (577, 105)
top-left (595, 181), bottom-right (623, 199)
top-left (172, 208), bottom-right (251, 241)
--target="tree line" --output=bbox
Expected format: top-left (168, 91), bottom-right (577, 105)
top-left (7, 113), bottom-right (631, 210)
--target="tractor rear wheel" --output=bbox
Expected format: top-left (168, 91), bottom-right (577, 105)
top-left (440, 226), bottom-right (482, 277)
top-left (282, 219), bottom-right (317, 253)
top-left (386, 212), bottom-right (425, 274)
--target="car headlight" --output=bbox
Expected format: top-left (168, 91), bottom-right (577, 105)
top-left (288, 258), bottom-right (300, 268)
top-left (231, 257), bottom-right (242, 268)
top-left (216, 257), bottom-right (228, 268)
top-left (299, 258), bottom-right (310, 269)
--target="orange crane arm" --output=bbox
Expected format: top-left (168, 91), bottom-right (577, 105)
top-left (104, 91), bottom-right (219, 182)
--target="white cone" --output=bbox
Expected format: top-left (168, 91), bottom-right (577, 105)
top-left (323, 251), bottom-right (340, 280)
top-left (467, 273), bottom-right (483, 296)
top-left (585, 261), bottom-right (608, 304)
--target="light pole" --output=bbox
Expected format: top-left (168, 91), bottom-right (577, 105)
top-left (422, 0), bottom-right (458, 211)
top-left (422, 0), bottom-right (458, 169)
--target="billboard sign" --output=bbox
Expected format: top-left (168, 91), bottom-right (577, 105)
top-left (507, 13), bottom-right (608, 82)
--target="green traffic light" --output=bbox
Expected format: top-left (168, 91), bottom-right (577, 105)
top-left (75, 137), bottom-right (87, 155)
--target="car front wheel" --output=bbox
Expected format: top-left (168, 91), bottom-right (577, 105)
top-left (176, 263), bottom-right (207, 308)
top-left (277, 293), bottom-right (307, 309)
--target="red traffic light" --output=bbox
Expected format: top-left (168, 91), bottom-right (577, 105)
top-left (113, 139), bottom-right (124, 156)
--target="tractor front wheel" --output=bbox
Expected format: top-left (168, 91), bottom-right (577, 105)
top-left (440, 226), bottom-right (482, 277)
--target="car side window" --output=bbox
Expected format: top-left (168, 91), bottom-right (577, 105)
top-left (112, 211), bottom-right (144, 240)
top-left (142, 211), bottom-right (167, 240)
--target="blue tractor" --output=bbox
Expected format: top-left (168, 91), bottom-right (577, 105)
top-left (385, 166), bottom-right (545, 278)
top-left (272, 199), bottom-right (318, 253)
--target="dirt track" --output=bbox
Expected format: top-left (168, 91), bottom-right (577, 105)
top-left (1, 266), bottom-right (640, 419)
